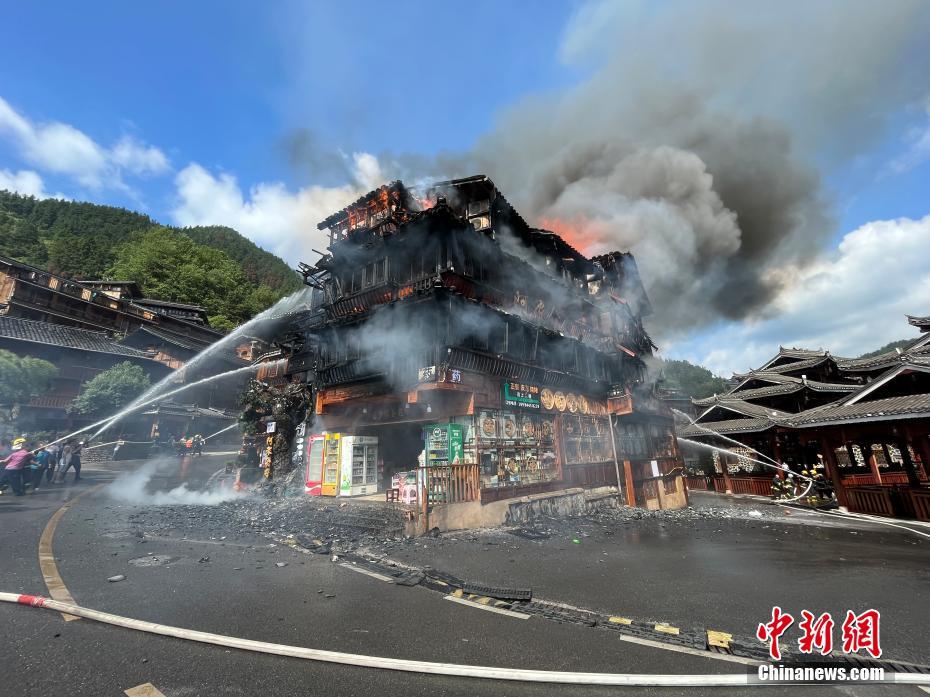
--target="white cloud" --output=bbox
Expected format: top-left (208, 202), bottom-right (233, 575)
top-left (171, 152), bottom-right (379, 262)
top-left (0, 169), bottom-right (50, 198)
top-left (0, 96), bottom-right (169, 189)
top-left (672, 214), bottom-right (930, 375)
top-left (111, 135), bottom-right (171, 177)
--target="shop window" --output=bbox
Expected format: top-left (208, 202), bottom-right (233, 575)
top-left (851, 444), bottom-right (866, 467)
top-left (871, 444), bottom-right (888, 468)
top-left (475, 409), bottom-right (559, 488)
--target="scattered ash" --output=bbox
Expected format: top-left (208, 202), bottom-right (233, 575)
top-left (105, 494), bottom-right (410, 555)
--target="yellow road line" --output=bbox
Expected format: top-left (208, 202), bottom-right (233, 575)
top-left (125, 683), bottom-right (167, 697)
top-left (608, 616), bottom-right (632, 625)
top-left (38, 484), bottom-right (106, 621)
top-left (654, 623), bottom-right (680, 636)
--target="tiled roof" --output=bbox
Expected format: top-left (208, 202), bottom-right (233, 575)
top-left (0, 316), bottom-right (155, 360)
top-left (692, 375), bottom-right (856, 407)
top-left (907, 314), bottom-right (930, 330)
top-left (764, 355), bottom-right (832, 374)
top-left (697, 398), bottom-right (790, 420)
top-left (679, 417), bottom-right (774, 437)
top-left (121, 325), bottom-right (211, 352)
top-left (785, 394), bottom-right (930, 427)
top-left (132, 298), bottom-right (207, 313)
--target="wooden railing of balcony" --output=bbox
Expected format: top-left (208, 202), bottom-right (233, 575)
top-left (422, 464), bottom-right (481, 504)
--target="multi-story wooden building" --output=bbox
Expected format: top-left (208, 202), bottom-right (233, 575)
top-left (282, 175), bottom-right (683, 503)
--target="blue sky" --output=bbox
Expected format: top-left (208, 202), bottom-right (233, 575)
top-left (1, 1), bottom-right (929, 375)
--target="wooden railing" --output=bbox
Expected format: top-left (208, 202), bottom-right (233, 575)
top-left (909, 489), bottom-right (930, 522)
top-left (684, 475), bottom-right (710, 491)
top-left (841, 472), bottom-right (915, 486)
top-left (423, 464), bottom-right (481, 505)
top-left (845, 487), bottom-right (895, 517)
top-left (728, 477), bottom-right (773, 497)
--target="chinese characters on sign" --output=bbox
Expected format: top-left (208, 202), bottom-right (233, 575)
top-left (502, 381), bottom-right (541, 410)
top-left (758, 608), bottom-right (881, 660)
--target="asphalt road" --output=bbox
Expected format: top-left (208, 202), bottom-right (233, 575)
top-left (1, 454), bottom-right (926, 696)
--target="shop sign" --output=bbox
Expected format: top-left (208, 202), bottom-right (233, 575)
top-left (502, 381), bottom-right (540, 410)
top-left (418, 366), bottom-right (437, 383)
top-left (266, 421), bottom-right (277, 434)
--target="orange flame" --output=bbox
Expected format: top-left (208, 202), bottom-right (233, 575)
top-left (538, 216), bottom-right (596, 253)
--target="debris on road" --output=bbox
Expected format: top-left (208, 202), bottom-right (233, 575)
top-left (107, 574), bottom-right (126, 582)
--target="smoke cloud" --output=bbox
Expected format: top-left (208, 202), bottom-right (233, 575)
top-left (451, 0), bottom-right (930, 339)
top-left (106, 459), bottom-right (245, 506)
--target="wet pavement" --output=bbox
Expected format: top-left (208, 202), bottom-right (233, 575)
top-left (2, 454), bottom-right (928, 695)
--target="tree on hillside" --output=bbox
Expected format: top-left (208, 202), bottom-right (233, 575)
top-left (183, 226), bottom-right (302, 294)
top-left (0, 191), bottom-right (295, 316)
top-left (70, 362), bottom-right (151, 418)
top-left (108, 227), bottom-right (256, 327)
top-left (0, 350), bottom-right (58, 424)
top-left (653, 359), bottom-right (729, 399)
top-left (857, 338), bottom-right (915, 359)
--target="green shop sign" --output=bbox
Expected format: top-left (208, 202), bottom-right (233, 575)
top-left (502, 381), bottom-right (541, 410)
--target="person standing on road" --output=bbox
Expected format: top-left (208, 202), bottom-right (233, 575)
top-left (31, 444), bottom-right (51, 492)
top-left (57, 439), bottom-right (83, 483)
top-left (0, 439), bottom-right (33, 496)
top-left (56, 440), bottom-right (73, 483)
top-left (44, 440), bottom-right (61, 483)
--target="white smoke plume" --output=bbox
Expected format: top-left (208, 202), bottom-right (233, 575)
top-left (106, 459), bottom-right (245, 506)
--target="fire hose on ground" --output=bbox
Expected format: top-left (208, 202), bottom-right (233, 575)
top-left (1, 592), bottom-right (926, 687)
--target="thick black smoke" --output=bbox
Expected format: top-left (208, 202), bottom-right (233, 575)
top-left (457, 0), bottom-right (930, 338)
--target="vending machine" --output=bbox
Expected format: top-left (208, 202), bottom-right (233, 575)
top-left (425, 423), bottom-right (464, 467)
top-left (320, 433), bottom-right (341, 496)
top-left (338, 435), bottom-right (379, 497)
top-left (304, 434), bottom-right (326, 496)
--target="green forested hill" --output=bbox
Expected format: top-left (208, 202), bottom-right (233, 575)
top-left (0, 190), bottom-right (302, 329)
top-left (183, 225), bottom-right (301, 293)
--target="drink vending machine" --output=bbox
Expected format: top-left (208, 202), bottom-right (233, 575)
top-left (317, 433), bottom-right (380, 497)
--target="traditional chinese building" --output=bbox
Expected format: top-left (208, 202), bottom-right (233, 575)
top-left (0, 255), bottom-right (247, 437)
top-left (679, 315), bottom-right (930, 520)
top-left (279, 175), bottom-right (683, 505)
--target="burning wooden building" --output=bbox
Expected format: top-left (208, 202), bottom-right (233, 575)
top-left (280, 175), bottom-right (684, 507)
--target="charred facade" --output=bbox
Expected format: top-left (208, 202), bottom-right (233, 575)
top-left (284, 175), bottom-right (682, 503)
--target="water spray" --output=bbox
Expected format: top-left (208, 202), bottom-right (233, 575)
top-left (677, 436), bottom-right (816, 503)
top-left (672, 408), bottom-right (782, 469)
top-left (203, 423), bottom-right (240, 441)
top-left (39, 362), bottom-right (271, 453)
top-left (86, 287), bottom-right (311, 442)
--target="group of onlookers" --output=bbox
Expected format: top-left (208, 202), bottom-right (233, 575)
top-left (0, 437), bottom-right (83, 496)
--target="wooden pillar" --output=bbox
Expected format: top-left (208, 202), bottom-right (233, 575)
top-left (622, 459), bottom-right (636, 507)
top-left (905, 423), bottom-right (930, 480)
top-left (818, 433), bottom-right (848, 508)
top-left (608, 414), bottom-right (624, 505)
top-left (772, 434), bottom-right (785, 479)
top-left (864, 442), bottom-right (883, 485)
top-left (720, 450), bottom-right (733, 493)
top-left (896, 435), bottom-right (922, 487)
